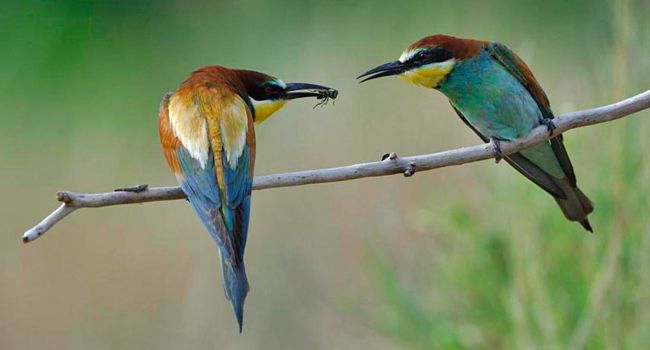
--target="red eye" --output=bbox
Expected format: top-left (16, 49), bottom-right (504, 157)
top-left (264, 86), bottom-right (273, 94)
top-left (417, 51), bottom-right (430, 60)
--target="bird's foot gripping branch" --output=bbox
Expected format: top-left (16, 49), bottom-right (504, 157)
top-left (540, 117), bottom-right (557, 137)
top-left (20, 89), bottom-right (650, 244)
top-left (489, 138), bottom-right (503, 163)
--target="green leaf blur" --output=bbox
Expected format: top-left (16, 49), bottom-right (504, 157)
top-left (2, 0), bottom-right (649, 349)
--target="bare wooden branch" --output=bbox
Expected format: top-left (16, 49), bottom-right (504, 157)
top-left (22, 90), bottom-right (650, 243)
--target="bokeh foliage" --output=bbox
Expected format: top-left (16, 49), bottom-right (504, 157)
top-left (367, 1), bottom-right (650, 349)
top-left (1, 0), bottom-right (648, 349)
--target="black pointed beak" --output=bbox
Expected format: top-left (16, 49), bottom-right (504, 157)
top-left (357, 61), bottom-right (406, 83)
top-left (284, 83), bottom-right (338, 100)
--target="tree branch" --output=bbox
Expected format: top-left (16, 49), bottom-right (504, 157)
top-left (22, 90), bottom-right (650, 243)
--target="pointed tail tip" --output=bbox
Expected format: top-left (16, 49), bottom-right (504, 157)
top-left (220, 256), bottom-right (249, 333)
top-left (227, 271), bottom-right (247, 333)
top-left (234, 301), bottom-right (244, 333)
top-left (580, 219), bottom-right (594, 233)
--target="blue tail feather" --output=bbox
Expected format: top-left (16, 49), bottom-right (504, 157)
top-left (220, 253), bottom-right (249, 333)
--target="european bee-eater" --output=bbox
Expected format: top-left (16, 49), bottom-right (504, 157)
top-left (358, 35), bottom-right (594, 231)
top-left (159, 66), bottom-right (336, 331)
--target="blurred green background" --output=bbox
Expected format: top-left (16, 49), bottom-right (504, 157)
top-left (2, 0), bottom-right (649, 349)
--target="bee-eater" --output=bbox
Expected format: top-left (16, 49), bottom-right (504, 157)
top-left (159, 66), bottom-right (336, 331)
top-left (358, 35), bottom-right (594, 231)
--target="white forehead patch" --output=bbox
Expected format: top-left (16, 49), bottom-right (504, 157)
top-left (399, 48), bottom-right (424, 63)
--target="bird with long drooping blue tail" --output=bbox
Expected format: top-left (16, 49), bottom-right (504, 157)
top-left (159, 66), bottom-right (336, 331)
top-left (358, 35), bottom-right (593, 231)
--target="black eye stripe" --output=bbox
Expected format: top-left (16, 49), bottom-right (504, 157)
top-left (261, 82), bottom-right (283, 99)
top-left (411, 47), bottom-right (453, 64)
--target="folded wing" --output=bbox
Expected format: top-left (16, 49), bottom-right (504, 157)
top-left (158, 86), bottom-right (255, 330)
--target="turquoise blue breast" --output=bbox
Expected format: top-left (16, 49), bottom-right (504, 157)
top-left (438, 49), bottom-right (542, 140)
top-left (438, 49), bottom-right (564, 178)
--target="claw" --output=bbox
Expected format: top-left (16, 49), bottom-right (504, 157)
top-left (490, 137), bottom-right (503, 163)
top-left (540, 118), bottom-right (556, 137)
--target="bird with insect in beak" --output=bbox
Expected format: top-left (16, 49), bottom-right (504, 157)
top-left (159, 66), bottom-right (337, 332)
top-left (358, 34), bottom-right (594, 232)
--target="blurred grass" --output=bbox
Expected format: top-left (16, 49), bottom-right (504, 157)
top-left (1, 0), bottom-right (649, 349)
top-left (366, 0), bottom-right (650, 349)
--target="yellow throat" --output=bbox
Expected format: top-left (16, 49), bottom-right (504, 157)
top-left (252, 98), bottom-right (287, 123)
top-left (399, 59), bottom-right (456, 88)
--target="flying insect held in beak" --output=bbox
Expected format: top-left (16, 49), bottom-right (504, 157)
top-left (280, 82), bottom-right (338, 108)
top-left (159, 65), bottom-right (336, 332)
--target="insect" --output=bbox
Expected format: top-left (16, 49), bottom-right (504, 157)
top-left (313, 88), bottom-right (338, 109)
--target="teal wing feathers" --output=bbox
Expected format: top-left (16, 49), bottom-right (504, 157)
top-left (219, 144), bottom-right (253, 259)
top-left (176, 146), bottom-right (235, 258)
top-left (450, 105), bottom-right (566, 198)
top-left (487, 42), bottom-right (552, 119)
top-left (487, 42), bottom-right (577, 185)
